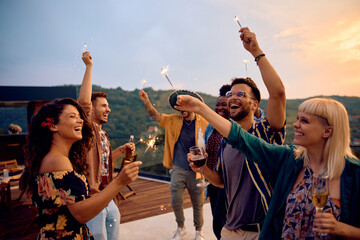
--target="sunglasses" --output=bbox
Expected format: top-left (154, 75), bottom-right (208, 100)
top-left (226, 91), bottom-right (255, 100)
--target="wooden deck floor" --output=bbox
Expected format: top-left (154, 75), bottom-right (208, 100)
top-left (0, 177), bottom-right (207, 239)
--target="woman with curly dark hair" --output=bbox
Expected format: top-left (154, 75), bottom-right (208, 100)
top-left (20, 98), bottom-right (142, 239)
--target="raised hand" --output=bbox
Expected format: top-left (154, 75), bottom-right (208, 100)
top-left (174, 95), bottom-right (203, 113)
top-left (82, 51), bottom-right (93, 67)
top-left (239, 27), bottom-right (263, 57)
top-left (139, 89), bottom-right (149, 103)
top-left (123, 142), bottom-right (135, 154)
top-left (116, 161), bottom-right (142, 186)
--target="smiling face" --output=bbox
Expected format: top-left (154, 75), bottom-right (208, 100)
top-left (293, 111), bottom-right (331, 148)
top-left (92, 97), bottom-right (111, 125)
top-left (53, 105), bottom-right (84, 142)
top-left (227, 83), bottom-right (257, 122)
top-left (215, 96), bottom-right (229, 119)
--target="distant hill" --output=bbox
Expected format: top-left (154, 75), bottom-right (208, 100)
top-left (1, 86), bottom-right (360, 145)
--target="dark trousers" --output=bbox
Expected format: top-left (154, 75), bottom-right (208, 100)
top-left (208, 183), bottom-right (227, 240)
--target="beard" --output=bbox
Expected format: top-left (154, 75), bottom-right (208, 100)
top-left (180, 111), bottom-right (189, 118)
top-left (230, 105), bottom-right (251, 121)
top-left (93, 111), bottom-right (108, 125)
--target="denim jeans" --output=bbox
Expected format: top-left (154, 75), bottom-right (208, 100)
top-left (170, 166), bottom-right (204, 230)
top-left (86, 200), bottom-right (120, 240)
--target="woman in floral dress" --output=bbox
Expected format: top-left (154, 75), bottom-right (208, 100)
top-left (20, 98), bottom-right (142, 239)
top-left (176, 96), bottom-right (360, 239)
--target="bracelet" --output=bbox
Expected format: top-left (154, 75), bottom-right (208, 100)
top-left (254, 54), bottom-right (265, 65)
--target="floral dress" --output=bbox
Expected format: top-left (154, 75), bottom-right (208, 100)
top-left (32, 171), bottom-right (94, 240)
top-left (281, 166), bottom-right (341, 239)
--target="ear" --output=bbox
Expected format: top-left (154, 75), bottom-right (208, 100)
top-left (322, 126), bottom-right (333, 139)
top-left (49, 124), bottom-right (58, 132)
top-left (251, 99), bottom-right (259, 111)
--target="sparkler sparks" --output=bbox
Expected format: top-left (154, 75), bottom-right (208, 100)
top-left (161, 66), bottom-right (177, 92)
top-left (140, 79), bottom-right (147, 89)
top-left (144, 135), bottom-right (157, 153)
top-left (83, 42), bottom-right (88, 52)
top-left (135, 137), bottom-right (144, 145)
top-left (234, 16), bottom-right (242, 28)
top-left (244, 59), bottom-right (248, 76)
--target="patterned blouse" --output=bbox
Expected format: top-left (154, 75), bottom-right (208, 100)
top-left (32, 171), bottom-right (94, 240)
top-left (281, 166), bottom-right (341, 239)
top-left (206, 129), bottom-right (223, 171)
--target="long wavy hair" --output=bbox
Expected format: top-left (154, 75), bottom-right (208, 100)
top-left (294, 97), bottom-right (358, 179)
top-left (20, 98), bottom-right (93, 194)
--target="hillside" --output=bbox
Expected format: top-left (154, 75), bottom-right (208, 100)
top-left (1, 86), bottom-right (360, 145)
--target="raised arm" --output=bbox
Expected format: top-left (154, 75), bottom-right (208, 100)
top-left (78, 51), bottom-right (93, 106)
top-left (240, 28), bottom-right (286, 130)
top-left (67, 161), bottom-right (142, 224)
top-left (139, 89), bottom-right (161, 122)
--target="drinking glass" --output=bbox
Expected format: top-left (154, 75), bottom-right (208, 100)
top-left (189, 146), bottom-right (209, 187)
top-left (312, 174), bottom-right (329, 236)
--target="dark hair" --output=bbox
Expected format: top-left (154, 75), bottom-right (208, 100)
top-left (91, 92), bottom-right (108, 103)
top-left (20, 98), bottom-right (93, 194)
top-left (231, 77), bottom-right (261, 102)
top-left (219, 84), bottom-right (231, 97)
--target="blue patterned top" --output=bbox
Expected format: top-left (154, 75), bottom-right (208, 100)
top-left (281, 166), bottom-right (340, 239)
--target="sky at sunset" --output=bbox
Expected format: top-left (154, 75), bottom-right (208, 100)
top-left (0, 0), bottom-right (359, 99)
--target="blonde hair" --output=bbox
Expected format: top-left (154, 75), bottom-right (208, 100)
top-left (294, 98), bottom-right (358, 179)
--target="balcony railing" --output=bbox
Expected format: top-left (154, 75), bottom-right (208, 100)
top-left (110, 137), bottom-right (360, 180)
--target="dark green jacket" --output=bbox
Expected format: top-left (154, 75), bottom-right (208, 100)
top-left (226, 120), bottom-right (360, 239)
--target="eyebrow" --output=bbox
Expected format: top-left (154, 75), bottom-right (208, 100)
top-left (66, 111), bottom-right (80, 116)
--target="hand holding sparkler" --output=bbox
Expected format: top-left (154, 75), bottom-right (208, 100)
top-left (239, 28), bottom-right (264, 58)
top-left (122, 142), bottom-right (135, 155)
top-left (139, 89), bottom-right (150, 103)
top-left (82, 51), bottom-right (93, 67)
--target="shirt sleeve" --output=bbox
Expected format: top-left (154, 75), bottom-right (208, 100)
top-left (226, 120), bottom-right (291, 175)
top-left (78, 101), bottom-right (92, 119)
top-left (35, 171), bottom-right (89, 209)
top-left (159, 113), bottom-right (169, 128)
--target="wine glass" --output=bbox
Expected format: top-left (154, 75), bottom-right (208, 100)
top-left (189, 146), bottom-right (209, 187)
top-left (312, 173), bottom-right (329, 236)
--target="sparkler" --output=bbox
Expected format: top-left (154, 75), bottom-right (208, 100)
top-left (243, 59), bottom-right (248, 76)
top-left (140, 79), bottom-right (147, 89)
top-left (83, 42), bottom-right (88, 52)
top-left (144, 135), bottom-right (157, 153)
top-left (234, 16), bottom-right (242, 28)
top-left (161, 66), bottom-right (177, 93)
top-left (129, 135), bottom-right (134, 142)
top-left (135, 137), bottom-right (144, 145)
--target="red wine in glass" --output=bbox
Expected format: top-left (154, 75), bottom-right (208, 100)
top-left (189, 146), bottom-right (209, 187)
top-left (191, 157), bottom-right (206, 167)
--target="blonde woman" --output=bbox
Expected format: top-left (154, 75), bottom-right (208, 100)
top-left (176, 96), bottom-right (360, 239)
